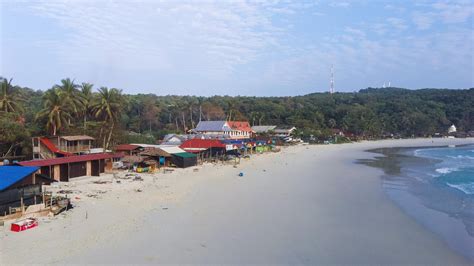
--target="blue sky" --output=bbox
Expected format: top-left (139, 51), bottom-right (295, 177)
top-left (1, 0), bottom-right (473, 96)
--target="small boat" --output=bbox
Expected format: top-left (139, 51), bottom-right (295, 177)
top-left (11, 218), bottom-right (38, 232)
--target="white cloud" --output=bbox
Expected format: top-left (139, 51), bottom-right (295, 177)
top-left (3, 0), bottom-right (472, 94)
top-left (387, 17), bottom-right (408, 31)
top-left (432, 1), bottom-right (474, 23)
top-left (412, 11), bottom-right (436, 30)
top-left (22, 0), bottom-right (303, 79)
top-left (330, 2), bottom-right (350, 8)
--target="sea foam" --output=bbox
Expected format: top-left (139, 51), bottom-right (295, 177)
top-left (446, 182), bottom-right (474, 195)
top-left (435, 167), bottom-right (458, 174)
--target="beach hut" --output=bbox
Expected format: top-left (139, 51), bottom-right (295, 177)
top-left (140, 148), bottom-right (172, 167)
top-left (17, 153), bottom-right (123, 181)
top-left (0, 166), bottom-right (53, 216)
top-left (32, 135), bottom-right (95, 160)
top-left (180, 139), bottom-right (226, 156)
top-left (115, 144), bottom-right (142, 155)
top-left (171, 152), bottom-right (197, 168)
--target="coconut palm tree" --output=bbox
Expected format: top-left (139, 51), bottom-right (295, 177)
top-left (0, 78), bottom-right (24, 113)
top-left (91, 87), bottom-right (125, 149)
top-left (80, 82), bottom-right (94, 131)
top-left (36, 88), bottom-right (73, 136)
top-left (54, 78), bottom-right (83, 116)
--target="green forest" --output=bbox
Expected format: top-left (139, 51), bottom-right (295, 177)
top-left (1, 77), bottom-right (473, 159)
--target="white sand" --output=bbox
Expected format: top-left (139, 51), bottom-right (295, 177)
top-left (1, 138), bottom-right (473, 264)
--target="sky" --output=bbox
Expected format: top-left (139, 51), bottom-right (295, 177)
top-left (1, 0), bottom-right (473, 96)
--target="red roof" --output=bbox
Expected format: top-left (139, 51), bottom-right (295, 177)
top-left (17, 153), bottom-right (123, 167)
top-left (115, 144), bottom-right (140, 151)
top-left (180, 139), bottom-right (226, 152)
top-left (228, 121), bottom-right (253, 132)
top-left (40, 137), bottom-right (73, 156)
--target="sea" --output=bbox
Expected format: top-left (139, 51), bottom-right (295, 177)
top-left (413, 145), bottom-right (474, 196)
top-left (362, 144), bottom-right (474, 261)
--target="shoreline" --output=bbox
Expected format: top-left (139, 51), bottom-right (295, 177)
top-left (359, 144), bottom-right (474, 261)
top-left (1, 138), bottom-right (473, 264)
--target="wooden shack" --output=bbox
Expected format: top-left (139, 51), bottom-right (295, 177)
top-left (17, 153), bottom-right (123, 182)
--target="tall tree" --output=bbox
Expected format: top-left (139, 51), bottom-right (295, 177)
top-left (36, 89), bottom-right (73, 136)
top-left (91, 87), bottom-right (125, 149)
top-left (54, 78), bottom-right (83, 118)
top-left (0, 78), bottom-right (24, 113)
top-left (80, 82), bottom-right (94, 131)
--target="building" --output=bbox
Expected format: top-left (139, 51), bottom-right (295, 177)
top-left (251, 125), bottom-right (277, 134)
top-left (32, 135), bottom-right (95, 160)
top-left (17, 153), bottom-right (122, 182)
top-left (171, 153), bottom-right (197, 168)
top-left (0, 166), bottom-right (54, 216)
top-left (180, 139), bottom-right (226, 155)
top-left (192, 121), bottom-right (253, 139)
top-left (448, 124), bottom-right (457, 134)
top-left (193, 121), bottom-right (233, 136)
top-left (273, 126), bottom-right (297, 138)
top-left (139, 148), bottom-right (173, 167)
top-left (161, 134), bottom-right (187, 145)
top-left (227, 121), bottom-right (253, 139)
top-left (115, 144), bottom-right (142, 155)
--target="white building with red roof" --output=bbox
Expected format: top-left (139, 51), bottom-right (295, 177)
top-left (192, 120), bottom-right (254, 139)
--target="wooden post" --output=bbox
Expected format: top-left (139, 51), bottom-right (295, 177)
top-left (20, 196), bottom-right (24, 214)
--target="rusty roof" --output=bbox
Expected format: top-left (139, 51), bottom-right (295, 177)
top-left (115, 144), bottom-right (141, 151)
top-left (17, 153), bottom-right (123, 167)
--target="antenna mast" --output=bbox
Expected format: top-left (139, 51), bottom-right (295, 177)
top-left (330, 65), bottom-right (335, 94)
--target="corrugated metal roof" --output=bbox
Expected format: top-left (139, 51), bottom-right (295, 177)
top-left (115, 144), bottom-right (141, 151)
top-left (172, 152), bottom-right (197, 158)
top-left (158, 146), bottom-right (187, 154)
top-left (180, 139), bottom-right (226, 150)
top-left (251, 125), bottom-right (277, 133)
top-left (274, 127), bottom-right (296, 133)
top-left (61, 135), bottom-right (95, 141)
top-left (17, 153), bottom-right (123, 167)
top-left (131, 144), bottom-right (161, 148)
top-left (194, 121), bottom-right (231, 132)
top-left (0, 166), bottom-right (40, 191)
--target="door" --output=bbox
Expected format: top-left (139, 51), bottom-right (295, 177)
top-left (60, 164), bottom-right (69, 181)
top-left (69, 162), bottom-right (87, 178)
top-left (91, 160), bottom-right (100, 176)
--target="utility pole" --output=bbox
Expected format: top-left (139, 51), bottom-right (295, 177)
top-left (199, 105), bottom-right (202, 122)
top-left (330, 64), bottom-right (335, 94)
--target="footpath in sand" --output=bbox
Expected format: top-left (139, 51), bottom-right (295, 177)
top-left (1, 138), bottom-right (473, 264)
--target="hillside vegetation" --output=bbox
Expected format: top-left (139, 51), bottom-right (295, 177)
top-left (1, 77), bottom-right (473, 158)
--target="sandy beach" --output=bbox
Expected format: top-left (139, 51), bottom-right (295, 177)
top-left (1, 138), bottom-right (473, 264)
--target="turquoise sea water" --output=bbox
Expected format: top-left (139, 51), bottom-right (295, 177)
top-left (387, 144), bottom-right (474, 260)
top-left (414, 145), bottom-right (474, 195)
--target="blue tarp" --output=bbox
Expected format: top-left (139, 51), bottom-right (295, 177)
top-left (0, 166), bottom-right (40, 191)
top-left (221, 140), bottom-right (245, 145)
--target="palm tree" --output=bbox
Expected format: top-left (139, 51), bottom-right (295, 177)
top-left (54, 78), bottom-right (83, 117)
top-left (80, 82), bottom-right (94, 131)
top-left (0, 78), bottom-right (24, 113)
top-left (91, 87), bottom-right (125, 149)
top-left (36, 89), bottom-right (73, 136)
